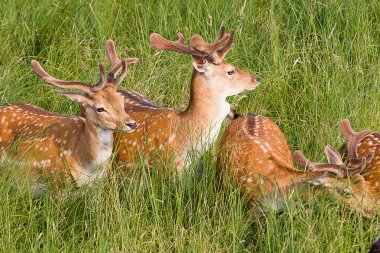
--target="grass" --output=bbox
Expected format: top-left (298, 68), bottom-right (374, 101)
top-left (0, 0), bottom-right (380, 252)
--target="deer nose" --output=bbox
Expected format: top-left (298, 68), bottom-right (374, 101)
top-left (251, 75), bottom-right (260, 84)
top-left (126, 121), bottom-right (137, 130)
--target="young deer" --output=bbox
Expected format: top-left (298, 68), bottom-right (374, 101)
top-left (218, 112), bottom-right (322, 212)
top-left (114, 26), bottom-right (260, 172)
top-left (217, 112), bottom-right (373, 215)
top-left (0, 40), bottom-right (138, 195)
top-left (294, 119), bottom-right (380, 218)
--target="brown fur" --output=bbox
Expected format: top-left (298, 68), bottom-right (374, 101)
top-left (293, 119), bottom-right (380, 218)
top-left (114, 28), bottom-right (260, 172)
top-left (337, 132), bottom-right (380, 217)
top-left (218, 114), bottom-right (323, 205)
top-left (0, 40), bottom-right (138, 194)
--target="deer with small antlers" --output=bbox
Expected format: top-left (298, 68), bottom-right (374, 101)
top-left (217, 112), bottom-right (376, 216)
top-left (294, 119), bottom-right (380, 217)
top-left (112, 26), bottom-right (260, 172)
top-left (0, 40), bottom-right (138, 195)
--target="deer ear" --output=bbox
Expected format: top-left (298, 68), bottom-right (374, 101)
top-left (59, 92), bottom-right (94, 106)
top-left (192, 56), bottom-right (211, 73)
top-left (325, 145), bottom-right (344, 165)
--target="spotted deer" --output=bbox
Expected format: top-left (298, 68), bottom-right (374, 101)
top-left (294, 119), bottom-right (380, 218)
top-left (217, 113), bottom-right (374, 216)
top-left (0, 40), bottom-right (138, 195)
top-left (218, 112), bottom-right (323, 212)
top-left (113, 26), bottom-right (260, 172)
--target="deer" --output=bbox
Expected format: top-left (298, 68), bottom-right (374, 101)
top-left (0, 39), bottom-right (138, 195)
top-left (294, 119), bottom-right (380, 218)
top-left (217, 112), bottom-right (374, 217)
top-left (218, 111), bottom-right (323, 213)
top-left (112, 26), bottom-right (260, 173)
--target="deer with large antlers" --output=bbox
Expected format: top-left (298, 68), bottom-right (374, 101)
top-left (0, 40), bottom-right (138, 195)
top-left (217, 112), bottom-right (376, 216)
top-left (294, 119), bottom-right (380, 217)
top-left (113, 26), bottom-right (260, 172)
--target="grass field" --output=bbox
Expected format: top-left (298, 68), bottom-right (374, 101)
top-left (1, 0), bottom-right (380, 252)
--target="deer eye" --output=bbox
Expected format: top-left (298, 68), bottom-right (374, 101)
top-left (96, 107), bottom-right (106, 113)
top-left (227, 69), bottom-right (235, 75)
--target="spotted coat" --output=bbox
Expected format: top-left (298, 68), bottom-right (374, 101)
top-left (218, 114), bottom-right (321, 201)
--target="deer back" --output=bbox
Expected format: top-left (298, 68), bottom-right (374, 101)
top-left (218, 114), bottom-right (305, 198)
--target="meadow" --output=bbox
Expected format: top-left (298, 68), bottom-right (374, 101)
top-left (0, 0), bottom-right (380, 252)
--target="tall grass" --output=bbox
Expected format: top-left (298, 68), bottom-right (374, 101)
top-left (0, 0), bottom-right (380, 252)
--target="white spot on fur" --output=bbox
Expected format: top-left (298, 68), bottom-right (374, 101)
top-left (169, 134), bottom-right (176, 143)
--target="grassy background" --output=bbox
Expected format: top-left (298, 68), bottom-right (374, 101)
top-left (1, 0), bottom-right (380, 252)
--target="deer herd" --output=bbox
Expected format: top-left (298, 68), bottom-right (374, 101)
top-left (0, 26), bottom-right (379, 218)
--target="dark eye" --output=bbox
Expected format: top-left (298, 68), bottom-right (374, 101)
top-left (96, 107), bottom-right (106, 113)
top-left (227, 70), bottom-right (235, 75)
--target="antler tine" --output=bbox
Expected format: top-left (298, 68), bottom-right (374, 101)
top-left (217, 26), bottom-right (226, 41)
top-left (31, 60), bottom-right (94, 96)
top-left (217, 29), bottom-right (235, 59)
top-left (340, 119), bottom-right (372, 158)
top-left (293, 149), bottom-right (345, 178)
top-left (189, 33), bottom-right (230, 63)
top-left (113, 58), bottom-right (139, 86)
top-left (105, 39), bottom-right (123, 77)
top-left (90, 63), bottom-right (107, 91)
top-left (104, 39), bottom-right (139, 85)
top-left (177, 32), bottom-right (185, 44)
top-left (149, 32), bottom-right (208, 58)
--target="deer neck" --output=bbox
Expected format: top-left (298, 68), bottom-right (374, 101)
top-left (180, 70), bottom-right (230, 135)
top-left (75, 117), bottom-right (113, 168)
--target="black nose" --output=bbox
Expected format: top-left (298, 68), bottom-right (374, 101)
top-left (126, 122), bottom-right (137, 130)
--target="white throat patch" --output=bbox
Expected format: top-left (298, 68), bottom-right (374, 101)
top-left (77, 128), bottom-right (113, 186)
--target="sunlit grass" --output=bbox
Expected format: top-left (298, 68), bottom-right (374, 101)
top-left (0, 0), bottom-right (380, 252)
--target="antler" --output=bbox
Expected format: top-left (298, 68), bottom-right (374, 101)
top-left (150, 26), bottom-right (234, 64)
top-left (293, 145), bottom-right (370, 178)
top-left (31, 39), bottom-right (139, 96)
top-left (103, 39), bottom-right (139, 84)
top-left (340, 119), bottom-right (372, 158)
top-left (31, 60), bottom-right (100, 96)
top-left (215, 26), bottom-right (234, 58)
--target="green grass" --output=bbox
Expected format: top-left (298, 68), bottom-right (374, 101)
top-left (1, 0), bottom-right (380, 252)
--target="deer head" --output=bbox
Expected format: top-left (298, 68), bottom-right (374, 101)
top-left (294, 145), bottom-right (374, 217)
top-left (149, 26), bottom-right (260, 98)
top-left (31, 40), bottom-right (139, 132)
